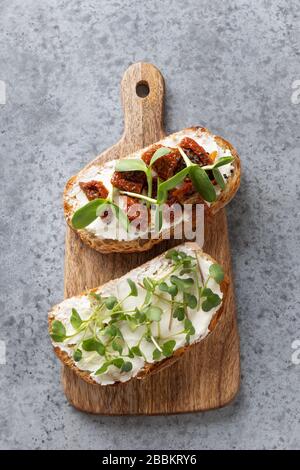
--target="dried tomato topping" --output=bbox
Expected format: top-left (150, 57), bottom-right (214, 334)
top-left (122, 170), bottom-right (147, 185)
top-left (168, 180), bottom-right (196, 204)
top-left (122, 196), bottom-right (149, 232)
top-left (79, 180), bottom-right (109, 201)
top-left (178, 137), bottom-right (212, 168)
top-left (97, 206), bottom-right (113, 223)
top-left (124, 196), bottom-right (142, 221)
top-left (141, 144), bottom-right (162, 166)
top-left (153, 149), bottom-right (182, 180)
top-left (111, 172), bottom-right (144, 194)
top-left (142, 145), bottom-right (182, 180)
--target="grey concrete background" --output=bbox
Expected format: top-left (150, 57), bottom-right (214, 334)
top-left (0, 0), bottom-right (299, 450)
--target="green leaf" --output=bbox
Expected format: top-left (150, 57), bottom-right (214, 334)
top-left (165, 249), bottom-right (180, 262)
top-left (162, 340), bottom-right (176, 357)
top-left (121, 361), bottom-right (133, 372)
top-left (202, 156), bottom-right (234, 170)
top-left (189, 166), bottom-right (217, 203)
top-left (112, 338), bottom-right (123, 355)
top-left (143, 289), bottom-right (152, 308)
top-left (184, 319), bottom-right (195, 335)
top-left (158, 282), bottom-right (169, 292)
top-left (73, 349), bottom-right (82, 362)
top-left (128, 349), bottom-right (135, 358)
top-left (201, 157), bottom-right (234, 171)
top-left (104, 296), bottom-right (118, 310)
top-left (201, 287), bottom-right (222, 311)
top-left (170, 275), bottom-right (194, 292)
top-left (209, 264), bottom-right (224, 283)
top-left (112, 358), bottom-right (125, 369)
top-left (133, 308), bottom-right (147, 324)
top-left (212, 168), bottom-right (225, 190)
top-left (183, 293), bottom-right (197, 309)
top-left (202, 294), bottom-right (221, 312)
top-left (152, 348), bottom-right (161, 360)
top-left (177, 146), bottom-right (194, 167)
top-left (213, 156), bottom-right (234, 168)
top-left (115, 158), bottom-right (148, 173)
top-left (51, 320), bottom-right (66, 342)
top-left (131, 346), bottom-right (142, 357)
top-left (201, 287), bottom-right (214, 297)
top-left (109, 202), bottom-right (130, 232)
top-left (88, 292), bottom-right (102, 303)
top-left (159, 282), bottom-right (178, 298)
top-left (177, 251), bottom-right (188, 260)
top-left (168, 285), bottom-right (178, 297)
top-left (103, 323), bottom-right (123, 338)
top-left (145, 305), bottom-right (163, 322)
top-left (173, 306), bottom-right (185, 321)
top-left (127, 318), bottom-right (139, 332)
top-left (143, 277), bottom-right (156, 291)
top-left (127, 279), bottom-right (138, 297)
top-left (82, 338), bottom-right (105, 356)
top-left (154, 204), bottom-right (163, 232)
top-left (115, 158), bottom-right (153, 201)
top-left (95, 362), bottom-right (110, 375)
top-left (70, 308), bottom-right (82, 330)
top-left (72, 198), bottom-right (107, 229)
top-left (149, 147), bottom-right (171, 166)
top-left (157, 166), bottom-right (191, 204)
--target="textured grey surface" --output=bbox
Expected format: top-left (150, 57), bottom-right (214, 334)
top-left (0, 0), bottom-right (299, 450)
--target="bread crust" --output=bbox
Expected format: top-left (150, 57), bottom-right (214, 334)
top-left (64, 127), bottom-right (241, 253)
top-left (49, 247), bottom-right (229, 387)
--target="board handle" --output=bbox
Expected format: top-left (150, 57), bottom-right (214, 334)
top-left (121, 62), bottom-right (165, 152)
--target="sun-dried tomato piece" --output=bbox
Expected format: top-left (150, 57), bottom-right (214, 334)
top-left (97, 205), bottom-right (114, 223)
top-left (141, 144), bottom-right (163, 166)
top-left (122, 170), bottom-right (147, 185)
top-left (178, 137), bottom-right (212, 168)
top-left (111, 172), bottom-right (144, 194)
top-left (79, 180), bottom-right (109, 201)
top-left (124, 196), bottom-right (142, 222)
top-left (142, 145), bottom-right (182, 180)
top-left (179, 137), bottom-right (207, 157)
top-left (122, 196), bottom-right (149, 231)
top-left (153, 149), bottom-right (182, 180)
top-left (168, 180), bottom-right (196, 204)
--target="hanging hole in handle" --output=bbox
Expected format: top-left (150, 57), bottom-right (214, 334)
top-left (136, 81), bottom-right (150, 98)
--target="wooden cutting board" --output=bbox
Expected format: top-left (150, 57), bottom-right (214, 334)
top-left (63, 62), bottom-right (240, 414)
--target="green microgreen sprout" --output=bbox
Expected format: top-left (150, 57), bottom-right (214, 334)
top-left (72, 144), bottom-right (234, 230)
top-left (72, 198), bottom-right (130, 231)
top-left (51, 250), bottom-right (225, 379)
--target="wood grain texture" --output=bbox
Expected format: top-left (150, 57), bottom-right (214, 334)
top-left (63, 62), bottom-right (240, 414)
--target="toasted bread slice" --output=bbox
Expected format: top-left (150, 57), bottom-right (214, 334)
top-left (49, 243), bottom-right (228, 386)
top-left (64, 127), bottom-right (240, 253)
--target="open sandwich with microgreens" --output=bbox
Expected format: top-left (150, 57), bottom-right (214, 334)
top-left (49, 243), bottom-right (228, 386)
top-left (64, 127), bottom-right (241, 253)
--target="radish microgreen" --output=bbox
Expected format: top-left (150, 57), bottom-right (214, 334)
top-left (70, 308), bottom-right (82, 330)
top-left (50, 320), bottom-right (66, 343)
top-left (127, 279), bottom-right (138, 297)
top-left (73, 349), bottom-right (82, 362)
top-left (50, 249), bottom-right (225, 380)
